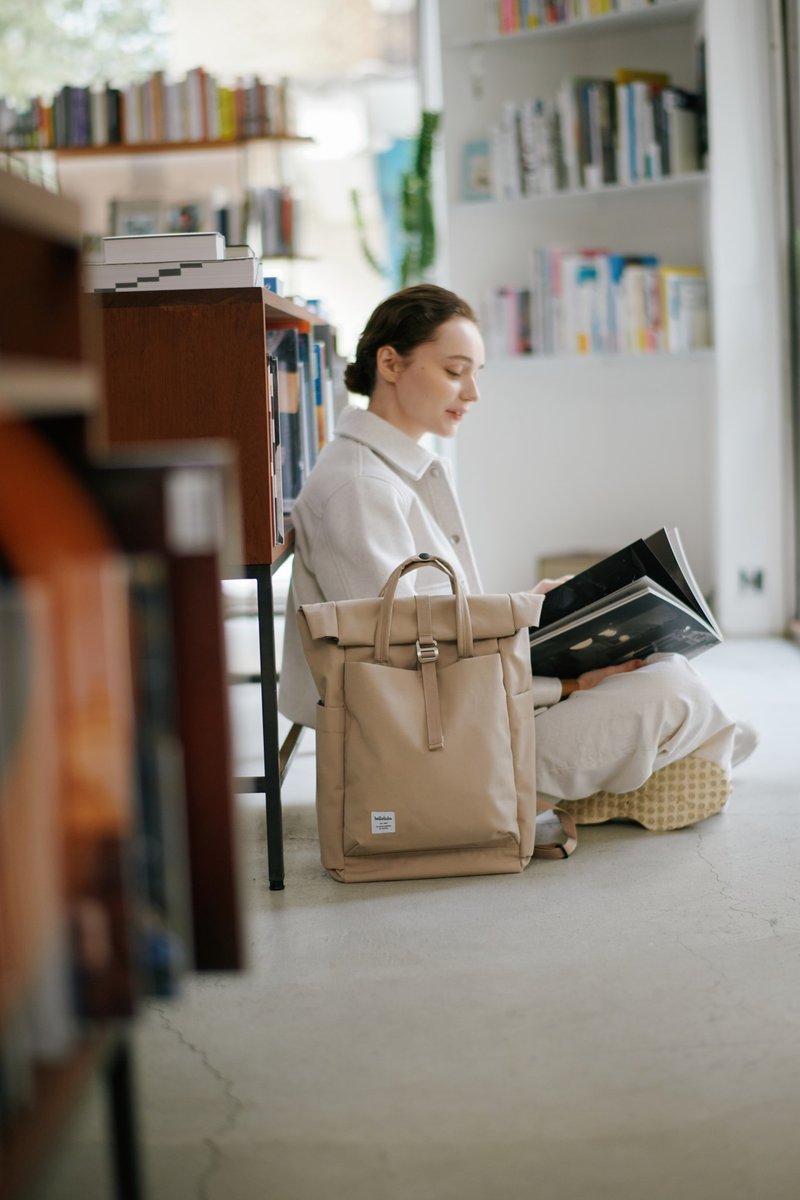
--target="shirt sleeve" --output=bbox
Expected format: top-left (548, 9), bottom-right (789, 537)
top-left (532, 675), bottom-right (562, 708)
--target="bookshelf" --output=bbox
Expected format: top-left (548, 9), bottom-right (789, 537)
top-left (0, 168), bottom-right (250, 1199)
top-left (2, 69), bottom-right (314, 266)
top-left (23, 135), bottom-right (313, 158)
top-left (94, 284), bottom-right (335, 890)
top-left (451, 167), bottom-right (708, 212)
top-left (450, 0), bottom-right (702, 46)
top-left (434, 0), bottom-right (792, 635)
top-left (435, 0), bottom-right (719, 602)
top-left (0, 169), bottom-right (145, 1200)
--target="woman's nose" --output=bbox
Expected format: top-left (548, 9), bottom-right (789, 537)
top-left (461, 375), bottom-right (480, 402)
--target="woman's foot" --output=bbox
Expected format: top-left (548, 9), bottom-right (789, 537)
top-left (733, 721), bottom-right (759, 767)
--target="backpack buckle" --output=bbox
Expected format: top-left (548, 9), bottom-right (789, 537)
top-left (416, 639), bottom-right (439, 664)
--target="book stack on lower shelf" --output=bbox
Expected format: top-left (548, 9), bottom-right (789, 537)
top-left (483, 250), bottom-right (709, 357)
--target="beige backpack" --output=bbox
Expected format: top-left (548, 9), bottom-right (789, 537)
top-left (296, 554), bottom-right (576, 883)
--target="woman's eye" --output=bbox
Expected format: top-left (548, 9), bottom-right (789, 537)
top-left (446, 369), bottom-right (461, 378)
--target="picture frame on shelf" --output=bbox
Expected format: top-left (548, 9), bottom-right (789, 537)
top-left (462, 139), bottom-right (492, 201)
top-left (110, 198), bottom-right (163, 236)
top-left (164, 199), bottom-right (214, 235)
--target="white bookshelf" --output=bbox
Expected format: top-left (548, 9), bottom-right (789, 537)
top-left (432, 0), bottom-right (792, 635)
top-left (483, 347), bottom-right (713, 368)
top-left (448, 0), bottom-right (702, 48)
top-left (452, 168), bottom-right (708, 213)
top-left (437, 0), bottom-right (713, 598)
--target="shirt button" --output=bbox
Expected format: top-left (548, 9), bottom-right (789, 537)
top-left (430, 466), bottom-right (441, 478)
top-left (450, 533), bottom-right (461, 544)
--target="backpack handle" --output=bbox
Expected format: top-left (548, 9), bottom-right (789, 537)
top-left (374, 553), bottom-right (474, 663)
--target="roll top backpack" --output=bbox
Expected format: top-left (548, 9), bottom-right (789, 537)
top-left (296, 554), bottom-right (576, 883)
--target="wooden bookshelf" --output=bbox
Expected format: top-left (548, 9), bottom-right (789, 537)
top-left (0, 359), bottom-right (99, 416)
top-left (0, 166), bottom-right (250, 1199)
top-left (0, 168), bottom-right (146, 1200)
top-left (95, 286), bottom-right (317, 566)
top-left (5, 135), bottom-right (314, 157)
top-left (43, 135), bottom-right (311, 154)
top-left (95, 283), bottom-right (332, 889)
top-left (1, 1027), bottom-right (142, 1200)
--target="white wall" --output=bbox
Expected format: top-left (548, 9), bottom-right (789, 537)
top-left (707, 0), bottom-right (794, 633)
top-left (456, 353), bottom-right (714, 595)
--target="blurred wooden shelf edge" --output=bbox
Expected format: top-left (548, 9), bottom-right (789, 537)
top-left (3, 134), bottom-right (314, 158)
top-left (2, 1027), bottom-right (142, 1200)
top-left (0, 168), bottom-right (146, 1200)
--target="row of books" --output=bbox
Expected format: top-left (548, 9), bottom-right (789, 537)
top-left (470, 66), bottom-right (704, 201)
top-left (0, 419), bottom-right (245, 1132)
top-left (489, 0), bottom-right (675, 34)
top-left (0, 69), bottom-right (296, 151)
top-left (482, 250), bottom-right (710, 356)
top-left (269, 323), bottom-right (338, 519)
top-left (244, 185), bottom-right (301, 261)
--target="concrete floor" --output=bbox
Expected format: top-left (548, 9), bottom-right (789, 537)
top-left (44, 637), bottom-right (800, 1200)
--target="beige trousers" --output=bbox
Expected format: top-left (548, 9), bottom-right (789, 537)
top-left (534, 653), bottom-right (737, 801)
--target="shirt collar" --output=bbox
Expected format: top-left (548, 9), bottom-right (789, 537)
top-left (335, 406), bottom-right (438, 482)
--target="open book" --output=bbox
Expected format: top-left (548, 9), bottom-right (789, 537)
top-left (529, 527), bottom-right (722, 678)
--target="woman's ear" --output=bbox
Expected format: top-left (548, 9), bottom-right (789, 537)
top-left (376, 344), bottom-right (402, 383)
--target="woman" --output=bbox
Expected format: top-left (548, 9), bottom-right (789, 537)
top-left (279, 284), bottom-right (755, 831)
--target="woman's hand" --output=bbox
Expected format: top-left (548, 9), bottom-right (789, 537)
top-left (531, 574), bottom-right (573, 595)
top-left (560, 659), bottom-right (645, 697)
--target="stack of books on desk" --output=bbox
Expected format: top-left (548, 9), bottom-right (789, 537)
top-left (85, 231), bottom-right (262, 293)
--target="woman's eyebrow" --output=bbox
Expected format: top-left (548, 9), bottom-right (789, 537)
top-left (445, 354), bottom-right (485, 369)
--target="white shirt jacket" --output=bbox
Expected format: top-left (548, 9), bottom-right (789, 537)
top-left (279, 406), bottom-right (562, 728)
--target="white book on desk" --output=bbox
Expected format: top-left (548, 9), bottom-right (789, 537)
top-left (86, 254), bottom-right (261, 293)
top-left (102, 231), bottom-right (225, 264)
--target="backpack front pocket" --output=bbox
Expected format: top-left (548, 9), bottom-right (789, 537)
top-left (342, 654), bottom-right (520, 855)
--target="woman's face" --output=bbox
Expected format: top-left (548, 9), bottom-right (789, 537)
top-left (379, 316), bottom-right (485, 442)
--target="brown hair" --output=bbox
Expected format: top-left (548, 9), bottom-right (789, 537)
top-left (343, 284), bottom-right (478, 397)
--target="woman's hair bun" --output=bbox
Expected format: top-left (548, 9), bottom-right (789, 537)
top-left (343, 360), bottom-right (370, 396)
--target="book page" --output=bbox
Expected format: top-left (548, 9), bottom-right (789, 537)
top-left (644, 527), bottom-right (721, 635)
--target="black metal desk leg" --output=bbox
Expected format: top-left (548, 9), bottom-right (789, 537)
top-left (252, 564), bottom-right (285, 889)
top-left (105, 1032), bottom-right (144, 1200)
